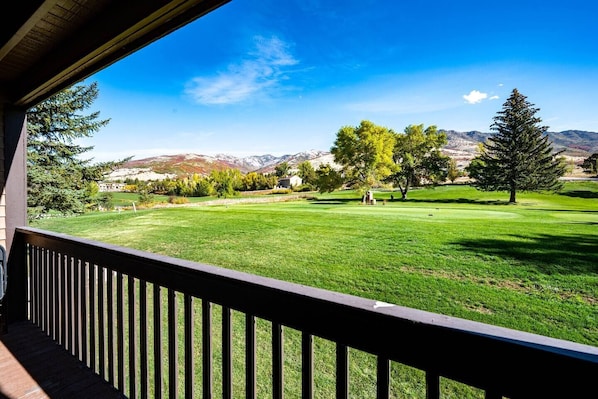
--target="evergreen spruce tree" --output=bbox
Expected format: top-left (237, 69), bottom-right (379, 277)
top-left (581, 153), bottom-right (598, 176)
top-left (468, 88), bottom-right (566, 203)
top-left (27, 81), bottom-right (129, 219)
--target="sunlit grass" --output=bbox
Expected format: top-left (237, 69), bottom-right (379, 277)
top-left (32, 181), bottom-right (598, 397)
top-left (34, 182), bottom-right (598, 345)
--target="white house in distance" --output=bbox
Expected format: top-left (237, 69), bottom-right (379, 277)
top-left (278, 175), bottom-right (302, 188)
top-left (98, 182), bottom-right (126, 192)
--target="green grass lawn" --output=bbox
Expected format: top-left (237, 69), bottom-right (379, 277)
top-left (33, 182), bottom-right (598, 346)
top-left (31, 182), bottom-right (598, 398)
top-left (108, 189), bottom-right (295, 207)
top-left (109, 191), bottom-right (212, 206)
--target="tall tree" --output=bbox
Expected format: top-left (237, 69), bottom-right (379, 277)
top-left (27, 82), bottom-right (129, 219)
top-left (446, 158), bottom-right (461, 183)
top-left (330, 120), bottom-right (396, 192)
top-left (315, 164), bottom-right (344, 193)
top-left (275, 161), bottom-right (290, 177)
top-left (386, 124), bottom-right (449, 199)
top-left (297, 160), bottom-right (316, 185)
top-left (210, 168), bottom-right (242, 198)
top-left (467, 88), bottom-right (566, 203)
top-left (581, 153), bottom-right (598, 176)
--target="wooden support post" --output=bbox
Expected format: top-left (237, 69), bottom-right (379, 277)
top-left (5, 230), bottom-right (28, 324)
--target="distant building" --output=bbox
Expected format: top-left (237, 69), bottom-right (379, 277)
top-left (278, 175), bottom-right (302, 188)
top-left (98, 182), bottom-right (126, 192)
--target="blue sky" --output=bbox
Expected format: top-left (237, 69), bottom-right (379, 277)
top-left (82, 0), bottom-right (598, 162)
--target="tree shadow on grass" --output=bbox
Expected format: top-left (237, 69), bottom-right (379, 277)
top-left (310, 197), bottom-right (513, 206)
top-left (310, 198), bottom-right (359, 205)
top-left (559, 190), bottom-right (598, 199)
top-left (455, 233), bottom-right (598, 275)
top-left (401, 198), bottom-right (512, 205)
top-left (527, 208), bottom-right (598, 214)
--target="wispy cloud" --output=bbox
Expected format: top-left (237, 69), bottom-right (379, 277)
top-left (185, 36), bottom-right (299, 105)
top-left (463, 90), bottom-right (488, 104)
top-left (489, 95), bottom-right (500, 100)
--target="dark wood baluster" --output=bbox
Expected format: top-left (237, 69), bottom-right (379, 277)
top-left (80, 261), bottom-right (88, 367)
top-left (301, 332), bottom-right (313, 399)
top-left (246, 315), bottom-right (256, 399)
top-left (426, 371), bottom-right (440, 399)
top-left (98, 265), bottom-right (105, 378)
top-left (202, 300), bottom-right (212, 399)
top-left (128, 276), bottom-right (136, 399)
top-left (66, 256), bottom-right (73, 354)
top-left (153, 284), bottom-right (162, 399)
top-left (185, 294), bottom-right (194, 399)
top-left (168, 288), bottom-right (177, 399)
top-left (273, 322), bottom-right (284, 399)
top-left (140, 280), bottom-right (148, 399)
top-left (88, 261), bottom-right (95, 371)
top-left (116, 272), bottom-right (125, 394)
top-left (107, 268), bottom-right (114, 385)
top-left (336, 343), bottom-right (348, 399)
top-left (222, 306), bottom-right (232, 399)
top-left (376, 356), bottom-right (390, 399)
top-left (73, 259), bottom-right (80, 360)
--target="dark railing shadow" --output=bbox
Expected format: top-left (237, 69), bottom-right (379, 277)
top-left (454, 233), bottom-right (598, 275)
top-left (0, 322), bottom-right (125, 398)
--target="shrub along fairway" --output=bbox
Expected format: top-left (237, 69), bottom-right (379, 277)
top-left (32, 182), bottom-right (598, 397)
top-left (109, 190), bottom-right (296, 208)
top-left (109, 191), bottom-right (211, 207)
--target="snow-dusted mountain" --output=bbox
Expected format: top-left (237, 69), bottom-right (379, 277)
top-left (441, 129), bottom-right (598, 158)
top-left (106, 150), bottom-right (339, 181)
top-left (106, 130), bottom-right (598, 181)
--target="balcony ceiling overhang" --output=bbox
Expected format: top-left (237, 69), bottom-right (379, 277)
top-left (0, 0), bottom-right (230, 109)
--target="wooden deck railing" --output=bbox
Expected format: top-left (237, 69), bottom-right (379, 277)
top-left (5, 226), bottom-right (598, 398)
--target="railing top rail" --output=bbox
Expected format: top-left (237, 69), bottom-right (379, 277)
top-left (14, 226), bottom-right (598, 397)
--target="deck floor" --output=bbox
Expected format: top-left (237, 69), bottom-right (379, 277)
top-left (0, 321), bottom-right (125, 399)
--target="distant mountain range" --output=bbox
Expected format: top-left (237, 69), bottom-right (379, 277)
top-left (442, 129), bottom-right (598, 159)
top-left (107, 130), bottom-right (598, 181)
top-left (107, 150), bottom-right (338, 181)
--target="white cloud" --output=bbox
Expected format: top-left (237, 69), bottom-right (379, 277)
top-left (489, 95), bottom-right (500, 100)
top-left (185, 36), bottom-right (298, 105)
top-left (463, 90), bottom-right (488, 104)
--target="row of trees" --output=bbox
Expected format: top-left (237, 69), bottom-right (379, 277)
top-left (121, 161), bottom-right (339, 198)
top-left (330, 121), bottom-right (450, 199)
top-left (127, 170), bottom-right (279, 198)
top-left (329, 89), bottom-right (567, 203)
top-left (26, 84), bottom-right (569, 219)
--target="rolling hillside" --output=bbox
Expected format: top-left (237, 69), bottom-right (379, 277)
top-left (106, 130), bottom-right (598, 181)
